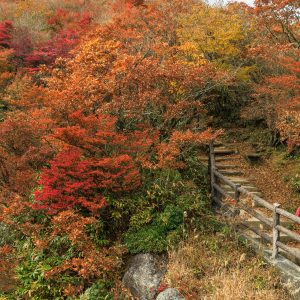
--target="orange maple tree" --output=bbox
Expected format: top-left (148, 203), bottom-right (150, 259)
top-left (249, 0), bottom-right (300, 151)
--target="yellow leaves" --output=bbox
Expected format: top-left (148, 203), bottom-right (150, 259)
top-left (177, 42), bottom-right (207, 66)
top-left (168, 80), bottom-right (185, 95)
top-left (178, 41), bottom-right (198, 55)
top-left (74, 36), bottom-right (121, 71)
top-left (177, 3), bottom-right (250, 63)
top-left (236, 66), bottom-right (257, 83)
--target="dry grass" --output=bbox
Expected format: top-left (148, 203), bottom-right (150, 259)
top-left (164, 228), bottom-right (290, 300)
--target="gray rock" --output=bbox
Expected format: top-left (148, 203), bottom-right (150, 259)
top-left (123, 253), bottom-right (167, 300)
top-left (156, 288), bottom-right (185, 300)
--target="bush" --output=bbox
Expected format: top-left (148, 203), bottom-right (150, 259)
top-left (124, 162), bottom-right (210, 254)
top-left (9, 210), bottom-right (122, 299)
top-left (124, 225), bottom-right (168, 254)
top-left (124, 205), bottom-right (184, 254)
top-left (78, 280), bottom-right (114, 300)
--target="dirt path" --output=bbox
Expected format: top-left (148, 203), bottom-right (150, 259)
top-left (225, 140), bottom-right (299, 212)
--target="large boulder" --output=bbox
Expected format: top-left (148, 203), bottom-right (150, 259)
top-left (123, 253), bottom-right (167, 300)
top-left (156, 288), bottom-right (185, 300)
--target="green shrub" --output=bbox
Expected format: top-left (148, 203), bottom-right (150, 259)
top-left (14, 237), bottom-right (76, 299)
top-left (124, 225), bottom-right (168, 254)
top-left (124, 205), bottom-right (186, 254)
top-left (78, 280), bottom-right (114, 300)
top-left (288, 174), bottom-right (300, 192)
top-left (123, 162), bottom-right (210, 254)
top-left (0, 223), bottom-right (16, 247)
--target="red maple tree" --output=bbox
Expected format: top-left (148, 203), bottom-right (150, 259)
top-left (34, 111), bottom-right (149, 215)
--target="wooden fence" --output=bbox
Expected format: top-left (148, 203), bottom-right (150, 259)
top-left (209, 142), bottom-right (300, 263)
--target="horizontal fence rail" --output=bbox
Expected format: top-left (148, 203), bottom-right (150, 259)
top-left (209, 141), bottom-right (300, 263)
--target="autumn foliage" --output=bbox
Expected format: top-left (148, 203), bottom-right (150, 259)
top-left (248, 0), bottom-right (300, 151)
top-left (0, 0), bottom-right (299, 298)
top-left (24, 10), bottom-right (92, 71)
top-left (0, 21), bottom-right (12, 48)
top-left (34, 111), bottom-right (144, 214)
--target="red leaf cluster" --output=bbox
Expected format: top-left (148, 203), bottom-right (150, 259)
top-left (47, 9), bottom-right (92, 32)
top-left (34, 111), bottom-right (145, 214)
top-left (0, 21), bottom-right (13, 48)
top-left (25, 10), bottom-right (92, 71)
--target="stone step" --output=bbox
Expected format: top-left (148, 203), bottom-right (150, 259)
top-left (216, 165), bottom-right (240, 170)
top-left (214, 146), bottom-right (229, 151)
top-left (243, 217), bottom-right (292, 230)
top-left (218, 189), bottom-right (263, 207)
top-left (241, 185), bottom-right (260, 192)
top-left (245, 153), bottom-right (263, 164)
top-left (219, 170), bottom-right (243, 176)
top-left (199, 156), bottom-right (208, 163)
top-left (215, 156), bottom-right (240, 162)
top-left (280, 248), bottom-right (300, 265)
top-left (221, 185), bottom-right (259, 193)
top-left (244, 230), bottom-right (293, 243)
top-left (241, 191), bottom-right (263, 197)
top-left (221, 185), bottom-right (235, 191)
top-left (228, 191), bottom-right (262, 199)
top-left (226, 177), bottom-right (250, 184)
top-left (214, 149), bottom-right (237, 156)
top-left (213, 141), bottom-right (224, 147)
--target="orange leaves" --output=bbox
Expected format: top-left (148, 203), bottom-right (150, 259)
top-left (44, 0), bottom-right (221, 129)
top-left (16, 209), bottom-right (121, 297)
top-left (267, 75), bottom-right (299, 90)
top-left (247, 0), bottom-right (300, 152)
top-left (0, 245), bottom-right (15, 279)
top-left (0, 2), bottom-right (235, 298)
top-left (50, 210), bottom-right (96, 242)
top-left (0, 1), bottom-right (229, 201)
top-left (157, 129), bottom-right (222, 169)
top-left (170, 129), bottom-right (222, 145)
top-left (41, 209), bottom-right (122, 297)
top-left (53, 111), bottom-right (125, 153)
top-left (34, 111), bottom-right (151, 214)
top-left (0, 110), bottom-right (54, 195)
top-left (259, 52), bottom-right (300, 151)
top-left (47, 8), bottom-right (92, 32)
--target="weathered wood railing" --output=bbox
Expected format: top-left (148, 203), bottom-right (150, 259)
top-left (209, 142), bottom-right (300, 263)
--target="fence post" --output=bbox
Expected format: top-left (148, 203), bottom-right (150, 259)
top-left (272, 203), bottom-right (281, 260)
top-left (234, 184), bottom-right (241, 203)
